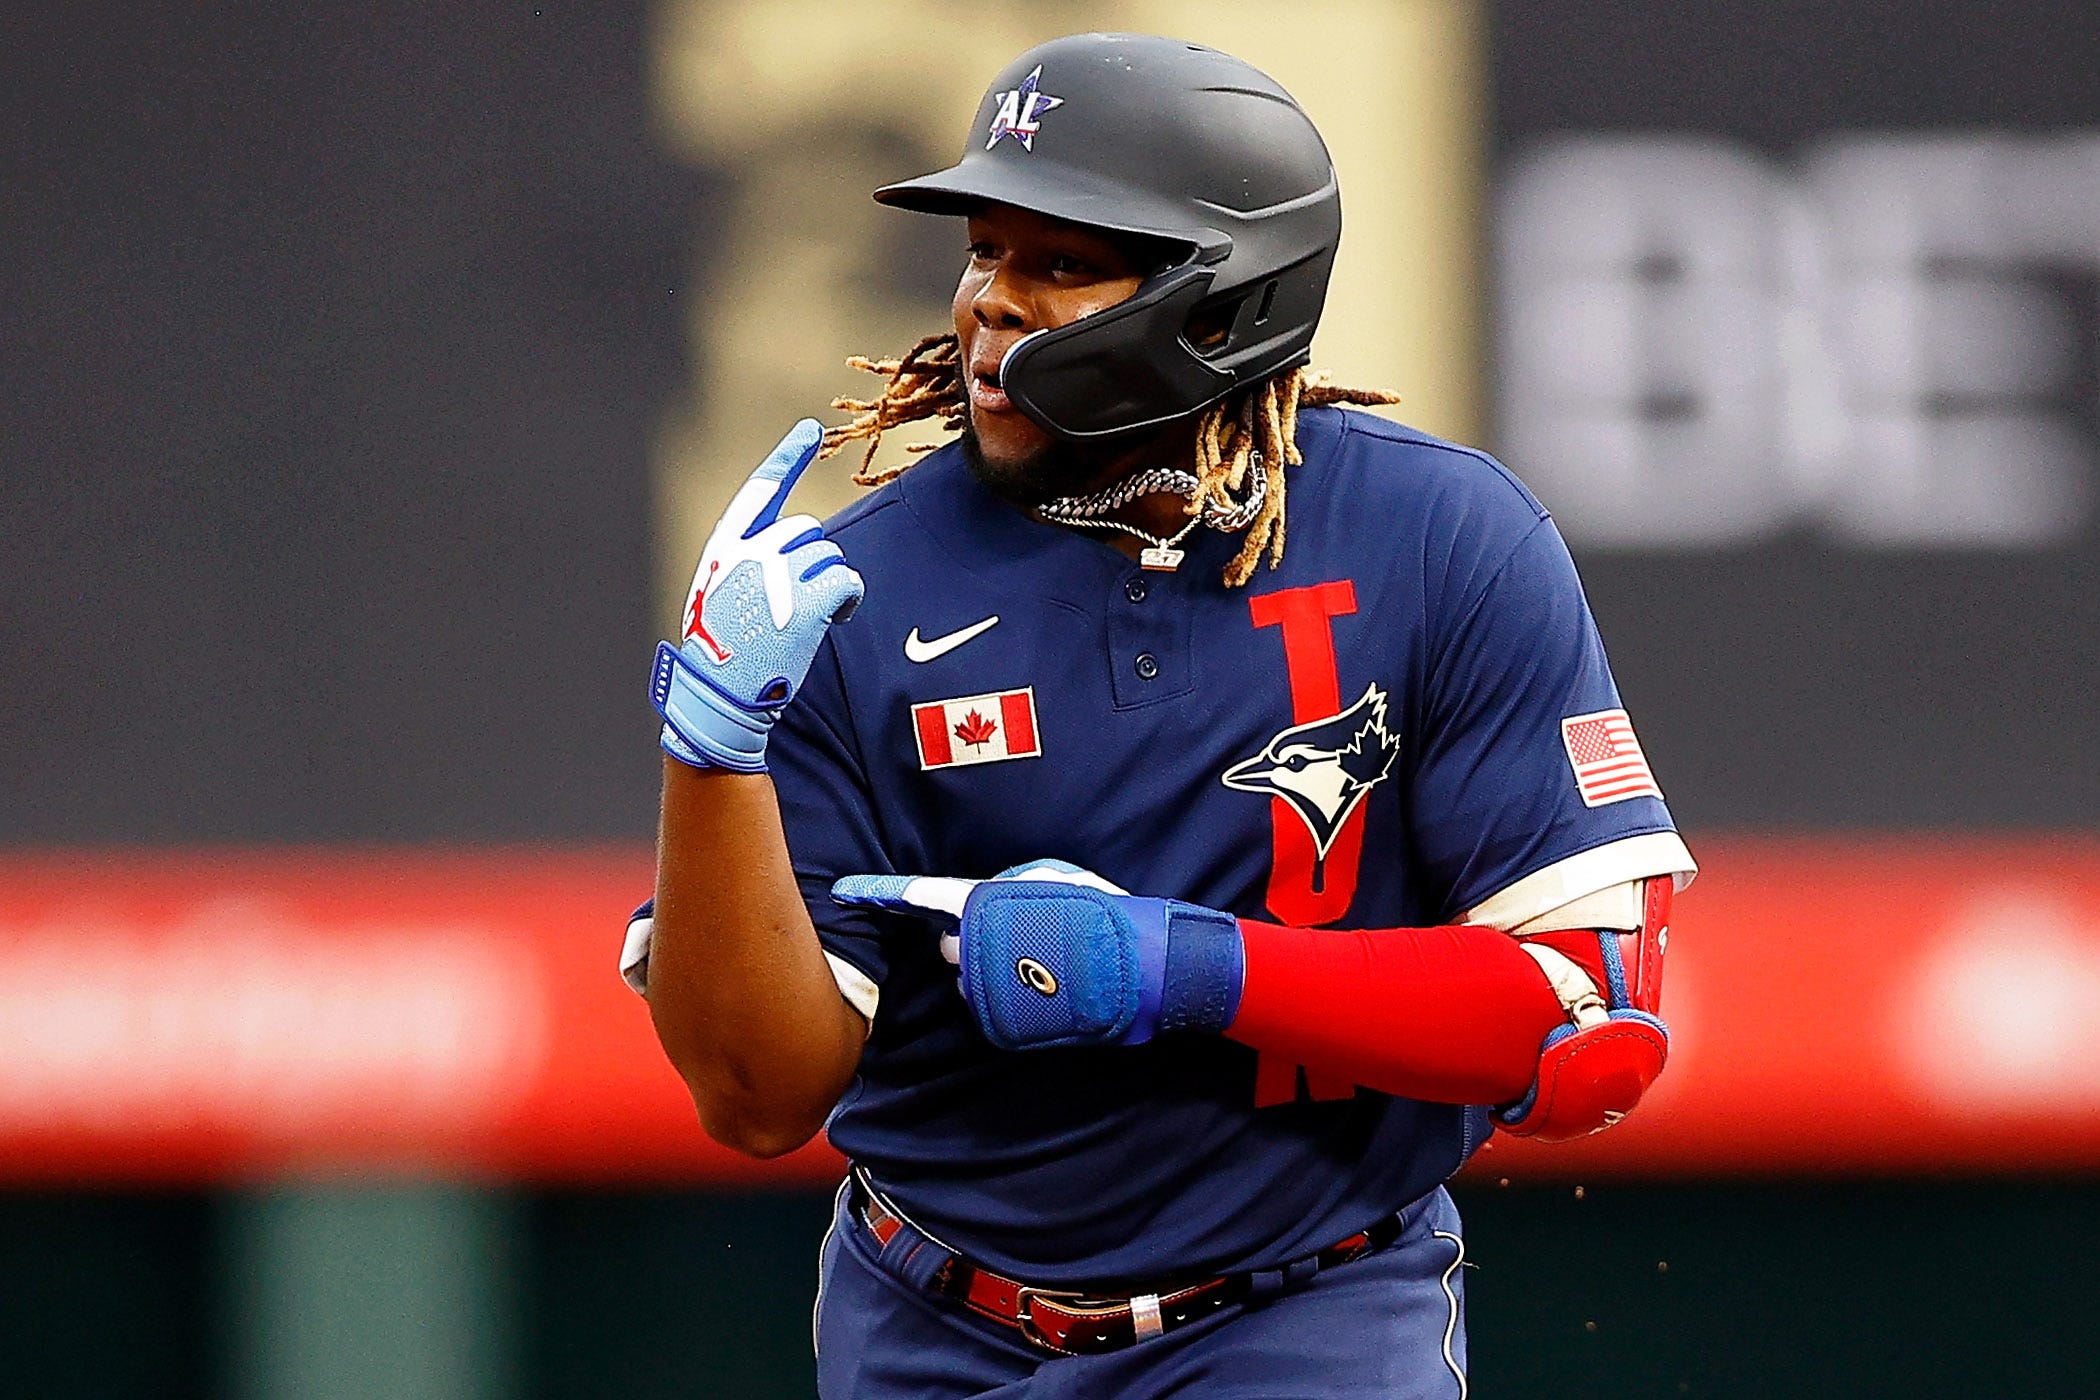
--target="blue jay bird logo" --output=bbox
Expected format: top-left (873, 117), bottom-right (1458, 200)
top-left (1223, 684), bottom-right (1401, 876)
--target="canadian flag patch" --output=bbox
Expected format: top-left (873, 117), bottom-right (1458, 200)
top-left (912, 688), bottom-right (1042, 770)
top-left (1561, 708), bottom-right (1663, 807)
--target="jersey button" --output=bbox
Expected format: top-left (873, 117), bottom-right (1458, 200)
top-left (1124, 577), bottom-right (1149, 604)
top-left (1134, 653), bottom-right (1160, 680)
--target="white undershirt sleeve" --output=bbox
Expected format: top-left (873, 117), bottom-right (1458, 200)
top-left (619, 913), bottom-right (881, 1027)
top-left (1462, 831), bottom-right (1696, 932)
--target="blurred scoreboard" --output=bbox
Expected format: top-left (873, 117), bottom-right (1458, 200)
top-left (1487, 1), bottom-right (2100, 833)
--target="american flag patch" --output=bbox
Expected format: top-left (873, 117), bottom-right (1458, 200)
top-left (912, 688), bottom-right (1041, 770)
top-left (1560, 709), bottom-right (1662, 807)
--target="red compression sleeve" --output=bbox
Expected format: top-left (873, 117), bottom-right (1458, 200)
top-left (1228, 921), bottom-right (1569, 1105)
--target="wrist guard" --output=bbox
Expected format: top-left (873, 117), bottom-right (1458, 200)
top-left (830, 862), bottom-right (1245, 1051)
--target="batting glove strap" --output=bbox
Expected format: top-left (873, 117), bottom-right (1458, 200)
top-left (651, 640), bottom-right (776, 773)
top-left (1156, 901), bottom-right (1246, 1035)
top-left (658, 723), bottom-right (723, 771)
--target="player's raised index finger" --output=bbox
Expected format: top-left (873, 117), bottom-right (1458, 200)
top-left (831, 874), bottom-right (977, 920)
top-left (726, 418), bottom-right (825, 540)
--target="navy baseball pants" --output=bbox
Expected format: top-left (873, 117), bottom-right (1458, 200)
top-left (813, 1184), bottom-right (1470, 1399)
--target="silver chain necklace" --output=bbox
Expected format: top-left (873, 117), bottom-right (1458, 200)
top-left (1036, 454), bottom-right (1267, 572)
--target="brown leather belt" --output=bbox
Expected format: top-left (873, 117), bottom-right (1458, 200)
top-left (850, 1174), bottom-right (1404, 1356)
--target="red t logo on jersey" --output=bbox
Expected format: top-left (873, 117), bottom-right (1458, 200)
top-left (1243, 580), bottom-right (1370, 925)
top-left (1241, 580), bottom-right (1376, 1107)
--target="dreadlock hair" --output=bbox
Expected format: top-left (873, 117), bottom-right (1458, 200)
top-left (820, 332), bottom-right (1401, 588)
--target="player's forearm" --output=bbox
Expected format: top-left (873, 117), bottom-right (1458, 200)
top-left (650, 758), bottom-right (864, 1157)
top-left (830, 869), bottom-right (1671, 1137)
top-left (1226, 920), bottom-right (1568, 1104)
top-left (832, 874), bottom-right (1564, 1102)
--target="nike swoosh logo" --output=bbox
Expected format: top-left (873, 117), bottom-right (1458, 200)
top-left (904, 615), bottom-right (1000, 663)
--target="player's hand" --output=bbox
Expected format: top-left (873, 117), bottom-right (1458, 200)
top-left (831, 861), bottom-right (1245, 1051)
top-left (650, 419), bottom-right (865, 772)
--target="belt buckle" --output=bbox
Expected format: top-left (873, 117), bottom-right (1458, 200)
top-left (1013, 1284), bottom-right (1100, 1355)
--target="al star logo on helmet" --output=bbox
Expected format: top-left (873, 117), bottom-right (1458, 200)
top-left (985, 66), bottom-right (1064, 151)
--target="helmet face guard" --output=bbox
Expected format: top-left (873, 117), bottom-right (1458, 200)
top-left (875, 33), bottom-right (1341, 442)
top-left (997, 265), bottom-right (1229, 440)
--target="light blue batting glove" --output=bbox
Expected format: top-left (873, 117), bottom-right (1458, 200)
top-left (831, 861), bottom-right (1245, 1052)
top-left (650, 419), bottom-right (865, 772)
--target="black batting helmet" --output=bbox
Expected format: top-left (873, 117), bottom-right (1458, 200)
top-left (875, 33), bottom-right (1341, 441)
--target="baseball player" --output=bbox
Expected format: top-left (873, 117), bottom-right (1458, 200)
top-left (625, 32), bottom-right (1695, 1398)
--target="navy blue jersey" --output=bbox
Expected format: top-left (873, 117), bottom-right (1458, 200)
top-left (759, 406), bottom-right (1688, 1286)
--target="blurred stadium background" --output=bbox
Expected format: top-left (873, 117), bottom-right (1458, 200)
top-left (8, 1), bottom-right (2100, 1395)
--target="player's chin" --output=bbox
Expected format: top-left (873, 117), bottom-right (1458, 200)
top-left (959, 406), bottom-right (1061, 505)
top-left (965, 398), bottom-right (1052, 469)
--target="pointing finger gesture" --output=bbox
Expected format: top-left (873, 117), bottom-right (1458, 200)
top-left (650, 419), bottom-right (866, 773)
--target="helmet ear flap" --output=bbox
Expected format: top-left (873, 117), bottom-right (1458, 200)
top-left (1185, 277), bottom-right (1285, 358)
top-left (1209, 247), bottom-right (1334, 380)
top-left (1182, 292), bottom-right (1244, 355)
top-left (1251, 280), bottom-right (1280, 327)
